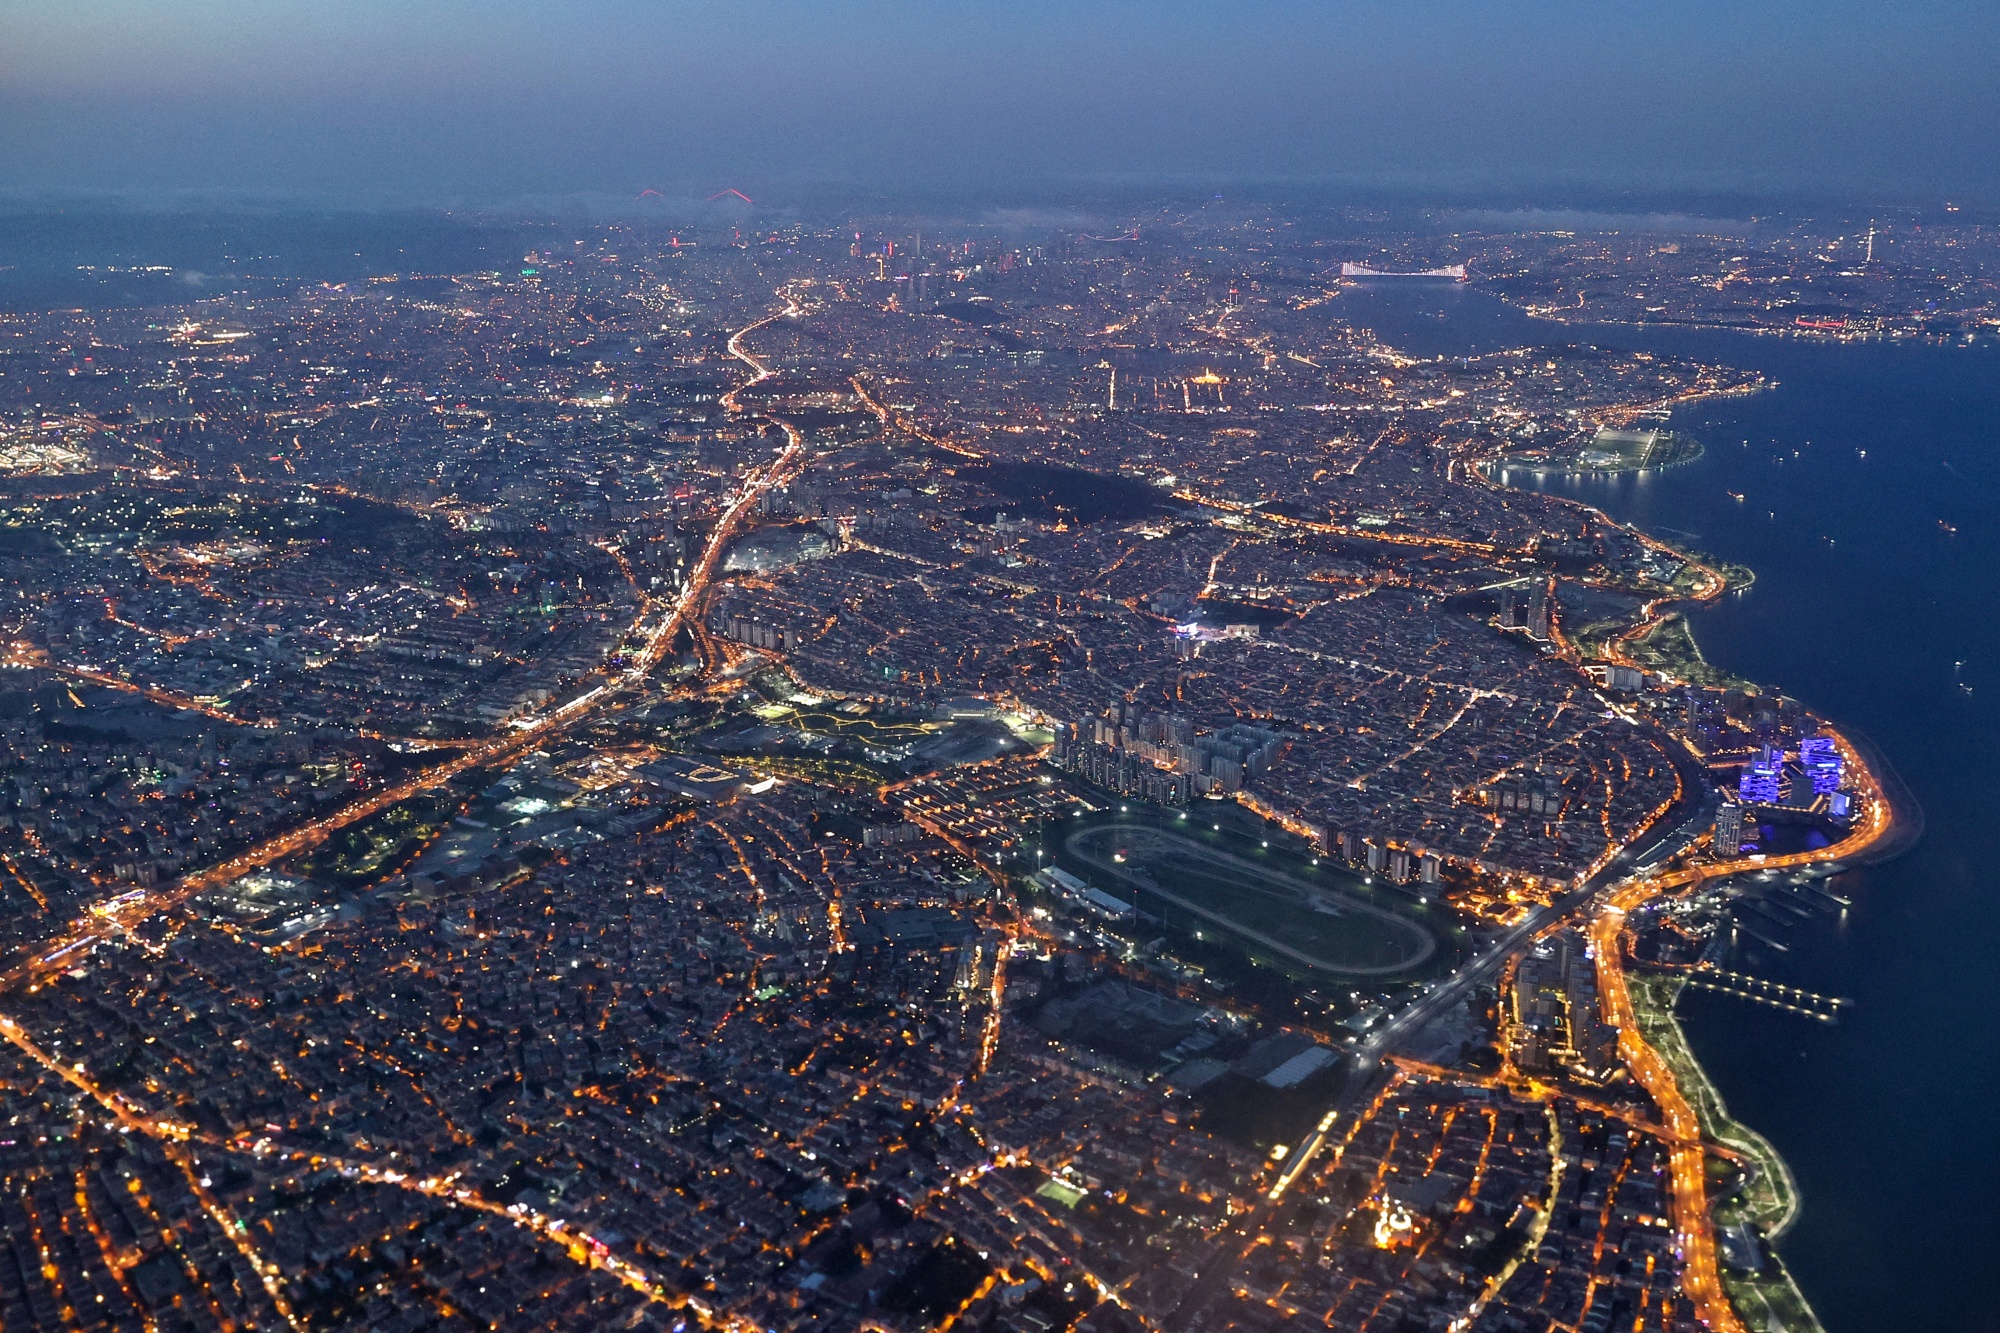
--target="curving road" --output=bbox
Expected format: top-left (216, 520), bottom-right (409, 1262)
top-left (1272, 727), bottom-right (1892, 1333)
top-left (1577, 726), bottom-right (1892, 1333)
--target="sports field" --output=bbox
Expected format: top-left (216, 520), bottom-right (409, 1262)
top-left (1065, 824), bottom-right (1435, 975)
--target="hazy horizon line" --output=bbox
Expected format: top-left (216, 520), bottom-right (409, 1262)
top-left (0, 175), bottom-right (1982, 229)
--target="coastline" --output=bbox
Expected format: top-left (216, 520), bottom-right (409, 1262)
top-left (1564, 503), bottom-right (1911, 1331)
top-left (1630, 974), bottom-right (1824, 1333)
top-left (1821, 719), bottom-right (1926, 863)
top-left (1592, 711), bottom-right (1902, 1333)
top-left (1623, 611), bottom-right (1756, 690)
top-left (1478, 434), bottom-right (1705, 481)
top-left (1496, 300), bottom-right (1899, 345)
top-left (1481, 433), bottom-right (1898, 1332)
top-left (1463, 291), bottom-right (1980, 1330)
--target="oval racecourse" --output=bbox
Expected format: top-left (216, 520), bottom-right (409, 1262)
top-left (1065, 824), bottom-right (1436, 976)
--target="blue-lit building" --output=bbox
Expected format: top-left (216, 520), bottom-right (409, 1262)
top-left (1739, 745), bottom-right (1784, 805)
top-left (1799, 734), bottom-right (1844, 796)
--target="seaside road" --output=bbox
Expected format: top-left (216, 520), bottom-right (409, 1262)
top-left (1268, 766), bottom-right (1718, 1203)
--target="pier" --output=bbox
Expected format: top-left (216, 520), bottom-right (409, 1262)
top-left (1683, 966), bottom-right (1849, 1023)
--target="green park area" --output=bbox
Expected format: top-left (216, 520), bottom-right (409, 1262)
top-left (1630, 975), bottom-right (1824, 1333)
top-left (294, 790), bottom-right (459, 887)
top-left (1626, 613), bottom-right (1756, 690)
top-left (748, 699), bottom-right (938, 749)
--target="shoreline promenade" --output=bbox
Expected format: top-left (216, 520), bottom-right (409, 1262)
top-left (1590, 726), bottom-right (1898, 1332)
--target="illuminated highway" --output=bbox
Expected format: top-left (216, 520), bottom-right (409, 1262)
top-left (0, 196), bottom-right (1974, 1333)
top-left (0, 288), bottom-right (816, 1331)
top-left (1271, 726), bottom-right (1891, 1333)
top-left (0, 295), bottom-right (813, 996)
top-left (0, 654), bottom-right (266, 729)
top-left (1582, 727), bottom-right (1893, 1333)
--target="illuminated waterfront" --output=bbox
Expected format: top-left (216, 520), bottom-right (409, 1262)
top-left (1464, 297), bottom-right (2000, 1333)
top-left (0, 208), bottom-right (1988, 1331)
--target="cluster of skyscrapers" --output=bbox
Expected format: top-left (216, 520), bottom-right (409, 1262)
top-left (1049, 705), bottom-right (1285, 804)
top-left (1715, 734), bottom-right (1851, 854)
top-left (1737, 737), bottom-right (1844, 807)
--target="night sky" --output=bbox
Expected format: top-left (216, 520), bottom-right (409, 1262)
top-left (3, 0), bottom-right (1997, 203)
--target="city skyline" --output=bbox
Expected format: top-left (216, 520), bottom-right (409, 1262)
top-left (0, 5), bottom-right (1994, 1332)
top-left (0, 195), bottom-right (1977, 1331)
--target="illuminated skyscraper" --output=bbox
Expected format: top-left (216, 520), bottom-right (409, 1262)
top-left (1713, 802), bottom-right (1745, 854)
top-left (1739, 745), bottom-right (1783, 804)
top-left (1799, 734), bottom-right (1843, 796)
top-left (1527, 579), bottom-right (1553, 640)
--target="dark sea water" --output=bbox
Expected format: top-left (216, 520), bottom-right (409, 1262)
top-left (0, 209), bottom-right (536, 311)
top-left (1342, 282), bottom-right (2000, 1333)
